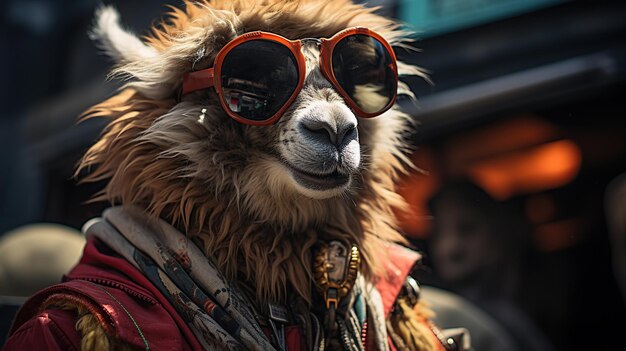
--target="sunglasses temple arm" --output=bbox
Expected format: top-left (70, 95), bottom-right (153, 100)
top-left (181, 68), bottom-right (215, 95)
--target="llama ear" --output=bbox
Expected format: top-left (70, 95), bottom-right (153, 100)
top-left (90, 5), bottom-right (157, 64)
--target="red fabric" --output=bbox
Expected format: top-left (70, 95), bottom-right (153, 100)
top-left (4, 237), bottom-right (422, 351)
top-left (4, 237), bottom-right (200, 351)
top-left (262, 325), bottom-right (307, 351)
top-left (3, 309), bottom-right (81, 351)
top-left (375, 243), bottom-right (422, 318)
top-left (285, 326), bottom-right (307, 351)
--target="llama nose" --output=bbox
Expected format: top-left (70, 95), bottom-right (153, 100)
top-left (300, 118), bottom-right (357, 148)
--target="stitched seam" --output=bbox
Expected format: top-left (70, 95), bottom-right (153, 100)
top-left (86, 281), bottom-right (150, 350)
top-left (74, 276), bottom-right (158, 305)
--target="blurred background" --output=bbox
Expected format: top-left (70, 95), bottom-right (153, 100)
top-left (1, 0), bottom-right (625, 350)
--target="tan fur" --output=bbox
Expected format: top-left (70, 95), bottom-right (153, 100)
top-left (79, 0), bottom-right (419, 305)
top-left (76, 0), bottom-right (432, 349)
top-left (387, 300), bottom-right (437, 351)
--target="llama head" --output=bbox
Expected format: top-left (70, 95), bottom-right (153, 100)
top-left (81, 0), bottom-right (425, 302)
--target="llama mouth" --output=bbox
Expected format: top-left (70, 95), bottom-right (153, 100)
top-left (283, 163), bottom-right (350, 190)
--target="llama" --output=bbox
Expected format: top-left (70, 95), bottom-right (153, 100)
top-left (4, 1), bottom-right (468, 350)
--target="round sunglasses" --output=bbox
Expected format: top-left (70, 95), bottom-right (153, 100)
top-left (181, 27), bottom-right (398, 126)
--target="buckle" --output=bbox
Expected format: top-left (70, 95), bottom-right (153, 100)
top-left (403, 275), bottom-right (421, 307)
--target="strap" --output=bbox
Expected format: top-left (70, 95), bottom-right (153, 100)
top-left (181, 68), bottom-right (215, 95)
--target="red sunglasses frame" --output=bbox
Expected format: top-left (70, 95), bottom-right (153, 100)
top-left (181, 27), bottom-right (398, 126)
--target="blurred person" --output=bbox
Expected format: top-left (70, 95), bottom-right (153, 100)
top-left (428, 181), bottom-right (554, 351)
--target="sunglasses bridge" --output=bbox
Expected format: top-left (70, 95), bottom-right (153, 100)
top-left (300, 38), bottom-right (322, 45)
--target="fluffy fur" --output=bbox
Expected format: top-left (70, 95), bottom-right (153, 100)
top-left (90, 6), bottom-right (157, 64)
top-left (80, 0), bottom-right (423, 304)
top-left (76, 0), bottom-right (428, 348)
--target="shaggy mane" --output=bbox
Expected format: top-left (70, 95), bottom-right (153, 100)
top-left (78, 0), bottom-right (420, 305)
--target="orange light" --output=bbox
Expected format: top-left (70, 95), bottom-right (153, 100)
top-left (444, 115), bottom-right (560, 176)
top-left (396, 147), bottom-right (439, 238)
top-left (468, 140), bottom-right (581, 200)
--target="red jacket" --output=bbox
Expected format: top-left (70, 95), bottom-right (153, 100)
top-left (3, 237), bottom-right (420, 351)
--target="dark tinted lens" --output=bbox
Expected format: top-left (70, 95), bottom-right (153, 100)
top-left (332, 34), bottom-right (396, 114)
top-left (220, 40), bottom-right (299, 121)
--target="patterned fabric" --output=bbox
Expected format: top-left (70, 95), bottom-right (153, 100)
top-left (84, 207), bottom-right (389, 350)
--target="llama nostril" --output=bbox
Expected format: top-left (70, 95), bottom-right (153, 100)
top-left (337, 124), bottom-right (357, 148)
top-left (302, 121), bottom-right (334, 144)
top-left (300, 119), bottom-right (356, 147)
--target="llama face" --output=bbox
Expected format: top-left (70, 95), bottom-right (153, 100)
top-left (175, 31), bottom-right (400, 204)
top-left (272, 41), bottom-right (361, 200)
